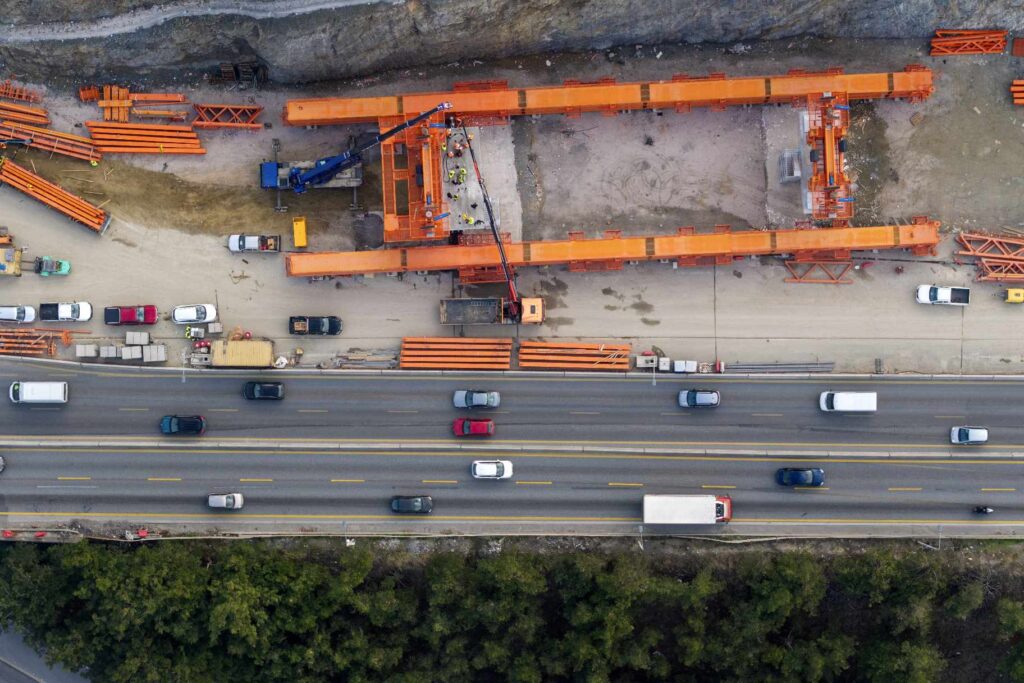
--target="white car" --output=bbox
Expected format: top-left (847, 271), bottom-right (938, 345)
top-left (0, 305), bottom-right (36, 323)
top-left (172, 304), bottom-right (217, 324)
top-left (208, 492), bottom-right (244, 509)
top-left (453, 390), bottom-right (501, 409)
top-left (471, 460), bottom-right (514, 479)
top-left (951, 426), bottom-right (988, 445)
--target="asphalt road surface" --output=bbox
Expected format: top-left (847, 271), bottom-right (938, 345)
top-left (2, 359), bottom-right (1024, 535)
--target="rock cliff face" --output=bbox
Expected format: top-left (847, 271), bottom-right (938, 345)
top-left (1, 0), bottom-right (1022, 85)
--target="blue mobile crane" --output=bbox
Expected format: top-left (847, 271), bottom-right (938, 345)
top-left (260, 102), bottom-right (451, 194)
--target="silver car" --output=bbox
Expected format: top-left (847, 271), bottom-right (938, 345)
top-left (0, 305), bottom-right (36, 323)
top-left (453, 390), bottom-right (500, 409)
top-left (172, 304), bottom-right (217, 324)
top-left (951, 426), bottom-right (988, 445)
top-left (208, 493), bottom-right (244, 509)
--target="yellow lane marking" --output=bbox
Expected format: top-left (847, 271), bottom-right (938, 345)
top-left (147, 477), bottom-right (181, 482)
top-left (331, 479), bottom-right (365, 483)
top-left (516, 481), bottom-right (552, 485)
top-left (981, 488), bottom-right (1016, 492)
top-left (57, 476), bottom-right (91, 481)
top-left (888, 487), bottom-right (922, 492)
top-left (702, 484), bottom-right (736, 489)
top-left (795, 486), bottom-right (830, 491)
top-left (752, 413), bottom-right (783, 417)
top-left (240, 478), bottom-right (273, 483)
top-left (118, 407), bottom-right (149, 412)
top-left (571, 411), bottom-right (600, 415)
top-left (422, 479), bottom-right (458, 484)
top-left (608, 482), bottom-right (643, 487)
top-left (209, 408), bottom-right (238, 413)
top-left (13, 446), bottom-right (1024, 467)
top-left (297, 409), bottom-right (327, 413)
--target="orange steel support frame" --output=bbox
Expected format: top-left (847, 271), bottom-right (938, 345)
top-left (284, 66), bottom-right (933, 243)
top-left (956, 232), bottom-right (1024, 281)
top-left (805, 93), bottom-right (853, 222)
top-left (930, 30), bottom-right (1007, 56)
top-left (286, 218), bottom-right (940, 278)
top-left (192, 104), bottom-right (264, 130)
top-left (0, 80), bottom-right (42, 104)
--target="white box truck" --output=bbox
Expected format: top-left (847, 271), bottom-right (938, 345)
top-left (642, 494), bottom-right (732, 525)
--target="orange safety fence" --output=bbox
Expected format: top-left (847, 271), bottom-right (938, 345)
top-left (287, 218), bottom-right (941, 278)
top-left (930, 29), bottom-right (1007, 55)
top-left (0, 157), bottom-right (110, 233)
top-left (84, 121), bottom-right (205, 154)
top-left (400, 337), bottom-right (512, 370)
top-left (0, 80), bottom-right (42, 103)
top-left (284, 66), bottom-right (934, 126)
top-left (192, 103), bottom-right (264, 129)
top-left (0, 120), bottom-right (101, 162)
top-left (0, 101), bottom-right (49, 126)
top-left (518, 341), bottom-right (631, 371)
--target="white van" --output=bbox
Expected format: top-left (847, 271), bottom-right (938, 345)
top-left (819, 391), bottom-right (876, 413)
top-left (9, 381), bottom-right (68, 404)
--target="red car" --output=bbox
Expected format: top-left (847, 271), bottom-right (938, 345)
top-left (104, 305), bottom-right (158, 325)
top-left (452, 418), bottom-right (495, 437)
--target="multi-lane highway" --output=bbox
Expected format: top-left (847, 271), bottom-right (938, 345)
top-left (3, 358), bottom-right (1024, 535)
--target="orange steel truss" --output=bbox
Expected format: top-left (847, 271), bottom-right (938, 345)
top-left (0, 80), bottom-right (42, 103)
top-left (283, 66), bottom-right (933, 243)
top-left (930, 29), bottom-right (1007, 55)
top-left (192, 104), bottom-right (264, 130)
top-left (956, 231), bottom-right (1024, 281)
top-left (783, 260), bottom-right (854, 284)
top-left (286, 217), bottom-right (940, 278)
top-left (518, 341), bottom-right (631, 371)
top-left (400, 337), bottom-right (512, 370)
top-left (0, 157), bottom-right (110, 233)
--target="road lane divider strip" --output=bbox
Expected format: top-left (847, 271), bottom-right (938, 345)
top-left (118, 407), bottom-right (149, 412)
top-left (57, 476), bottom-right (91, 481)
top-left (331, 479), bottom-right (365, 483)
top-left (239, 478), bottom-right (273, 482)
top-left (608, 482), bottom-right (643, 487)
top-left (422, 479), bottom-right (458, 484)
top-left (208, 409), bottom-right (238, 413)
top-left (888, 487), bottom-right (922, 492)
top-left (981, 487), bottom-right (1016, 492)
top-left (795, 486), bottom-right (829, 491)
top-left (387, 410), bottom-right (419, 414)
top-left (297, 409), bottom-right (328, 413)
top-left (147, 477), bottom-right (182, 482)
top-left (752, 413), bottom-right (783, 417)
top-left (516, 481), bottom-right (552, 485)
top-left (701, 484), bottom-right (736, 489)
top-left (571, 411), bottom-right (601, 415)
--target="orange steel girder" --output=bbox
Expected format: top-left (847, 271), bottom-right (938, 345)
top-left (805, 92), bottom-right (853, 222)
top-left (285, 66), bottom-right (933, 244)
top-left (286, 217), bottom-right (940, 278)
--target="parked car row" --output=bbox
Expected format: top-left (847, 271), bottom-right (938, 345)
top-left (0, 302), bottom-right (216, 325)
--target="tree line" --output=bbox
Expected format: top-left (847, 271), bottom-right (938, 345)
top-left (0, 540), bottom-right (1022, 682)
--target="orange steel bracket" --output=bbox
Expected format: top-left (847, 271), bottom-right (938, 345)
top-left (783, 260), bottom-right (854, 284)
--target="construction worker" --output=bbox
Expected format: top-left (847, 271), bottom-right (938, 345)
top-left (448, 169), bottom-right (456, 181)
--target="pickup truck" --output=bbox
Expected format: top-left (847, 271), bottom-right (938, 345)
top-left (228, 234), bottom-right (281, 253)
top-left (39, 302), bottom-right (92, 322)
top-left (916, 285), bottom-right (970, 306)
top-left (289, 315), bottom-right (342, 335)
top-left (104, 305), bottom-right (158, 325)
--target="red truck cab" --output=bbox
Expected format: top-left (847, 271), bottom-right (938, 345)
top-left (104, 305), bottom-right (158, 325)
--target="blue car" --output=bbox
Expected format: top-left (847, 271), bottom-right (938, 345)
top-left (160, 415), bottom-right (206, 435)
top-left (776, 468), bottom-right (825, 487)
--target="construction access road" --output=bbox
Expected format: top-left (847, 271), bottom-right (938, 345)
top-left (3, 358), bottom-right (1024, 536)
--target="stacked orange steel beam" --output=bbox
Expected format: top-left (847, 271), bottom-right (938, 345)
top-left (192, 103), bottom-right (264, 129)
top-left (930, 29), bottom-right (1007, 55)
top-left (98, 85), bottom-right (187, 122)
top-left (131, 108), bottom-right (188, 121)
top-left (518, 341), bottom-right (631, 371)
top-left (286, 218), bottom-right (941, 278)
top-left (1011, 80), bottom-right (1024, 105)
top-left (0, 121), bottom-right (101, 162)
top-left (399, 337), bottom-right (512, 370)
top-left (956, 232), bottom-right (1024, 281)
top-left (0, 80), bottom-right (42, 103)
top-left (84, 121), bottom-right (205, 154)
top-left (0, 158), bottom-right (110, 233)
top-left (0, 328), bottom-right (88, 357)
top-left (0, 101), bottom-right (49, 126)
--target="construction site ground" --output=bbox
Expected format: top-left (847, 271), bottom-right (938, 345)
top-left (2, 37), bottom-right (1023, 373)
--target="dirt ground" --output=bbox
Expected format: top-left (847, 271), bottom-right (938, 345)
top-left (3, 37), bottom-right (1024, 372)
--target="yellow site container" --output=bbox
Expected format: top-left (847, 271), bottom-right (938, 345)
top-left (1006, 288), bottom-right (1024, 304)
top-left (292, 216), bottom-right (307, 249)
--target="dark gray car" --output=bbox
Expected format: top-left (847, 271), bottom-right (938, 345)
top-left (391, 495), bottom-right (433, 514)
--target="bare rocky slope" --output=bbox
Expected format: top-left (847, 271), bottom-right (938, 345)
top-left (1, 0), bottom-right (1023, 85)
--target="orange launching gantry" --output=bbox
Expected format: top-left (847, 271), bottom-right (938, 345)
top-left (284, 66), bottom-right (933, 241)
top-left (286, 218), bottom-right (940, 278)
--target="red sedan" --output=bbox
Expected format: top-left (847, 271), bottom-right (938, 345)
top-left (104, 305), bottom-right (158, 325)
top-left (452, 418), bottom-right (495, 437)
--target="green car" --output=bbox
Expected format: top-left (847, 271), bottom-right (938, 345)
top-left (34, 257), bottom-right (71, 276)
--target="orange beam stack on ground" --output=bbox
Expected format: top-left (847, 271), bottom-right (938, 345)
top-left (96, 86), bottom-right (188, 122)
top-left (0, 158), bottom-right (110, 233)
top-left (0, 101), bottom-right (49, 126)
top-left (0, 80), bottom-right (42, 104)
top-left (0, 328), bottom-right (88, 357)
top-left (84, 121), bottom-right (205, 154)
top-left (518, 341), bottom-right (631, 371)
top-left (283, 65), bottom-right (933, 243)
top-left (0, 121), bottom-right (101, 162)
top-left (1011, 80), bottom-right (1024, 105)
top-left (192, 103), bottom-right (264, 129)
top-left (930, 29), bottom-right (1007, 55)
top-left (399, 337), bottom-right (512, 370)
top-left (286, 218), bottom-right (940, 278)
top-left (131, 108), bottom-right (188, 121)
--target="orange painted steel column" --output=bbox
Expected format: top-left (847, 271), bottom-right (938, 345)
top-left (286, 219), bottom-right (940, 277)
top-left (284, 66), bottom-right (933, 126)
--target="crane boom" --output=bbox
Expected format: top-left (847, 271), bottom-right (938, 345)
top-left (288, 102), bottom-right (452, 194)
